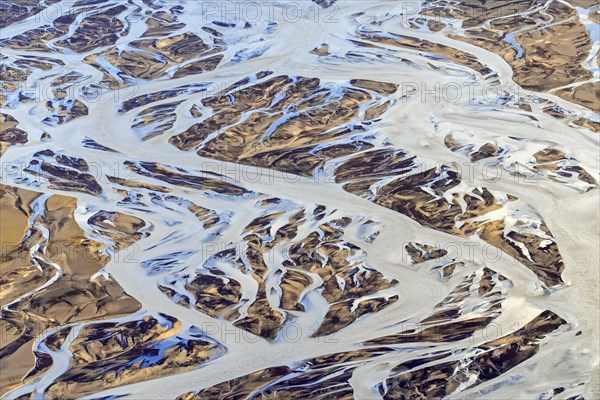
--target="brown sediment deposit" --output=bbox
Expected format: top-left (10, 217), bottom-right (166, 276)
top-left (418, 0), bottom-right (598, 111)
top-left (0, 184), bottom-right (141, 396)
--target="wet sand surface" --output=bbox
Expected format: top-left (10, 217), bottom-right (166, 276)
top-left (0, 0), bottom-right (598, 399)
